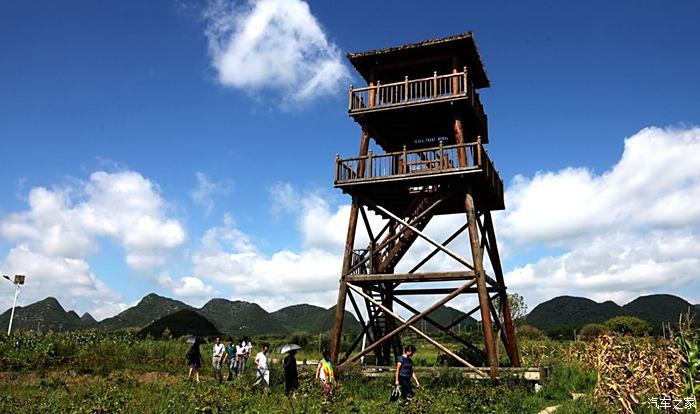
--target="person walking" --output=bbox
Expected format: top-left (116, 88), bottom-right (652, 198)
top-left (315, 350), bottom-right (335, 397)
top-left (225, 338), bottom-right (236, 381)
top-left (241, 336), bottom-right (252, 372)
top-left (254, 343), bottom-right (270, 386)
top-left (212, 337), bottom-right (225, 384)
top-left (186, 343), bottom-right (204, 382)
top-left (234, 338), bottom-right (245, 376)
top-left (283, 349), bottom-right (299, 395)
top-left (395, 345), bottom-right (420, 399)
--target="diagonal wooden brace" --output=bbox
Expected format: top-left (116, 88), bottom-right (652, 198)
top-left (344, 282), bottom-right (487, 377)
top-left (360, 196), bottom-right (475, 271)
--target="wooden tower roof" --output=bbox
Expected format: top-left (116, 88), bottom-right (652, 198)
top-left (347, 32), bottom-right (490, 89)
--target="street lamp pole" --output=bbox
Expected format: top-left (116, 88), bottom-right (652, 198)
top-left (3, 275), bottom-right (25, 336)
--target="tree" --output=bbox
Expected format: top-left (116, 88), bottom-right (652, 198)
top-left (578, 323), bottom-right (606, 340)
top-left (605, 316), bottom-right (652, 336)
top-left (515, 324), bottom-right (545, 340)
top-left (495, 293), bottom-right (527, 325)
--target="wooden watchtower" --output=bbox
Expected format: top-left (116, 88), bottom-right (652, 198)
top-left (330, 32), bottom-right (520, 376)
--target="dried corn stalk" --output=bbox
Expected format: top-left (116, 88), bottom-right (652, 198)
top-left (593, 334), bottom-right (685, 413)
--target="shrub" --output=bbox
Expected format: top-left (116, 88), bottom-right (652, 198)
top-left (578, 323), bottom-right (606, 340)
top-left (516, 324), bottom-right (545, 340)
top-left (604, 316), bottom-right (651, 336)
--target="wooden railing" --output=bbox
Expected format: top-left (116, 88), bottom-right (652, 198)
top-left (335, 142), bottom-right (503, 199)
top-left (348, 68), bottom-right (486, 126)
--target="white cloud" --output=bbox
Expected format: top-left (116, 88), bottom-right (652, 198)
top-left (191, 171), bottom-right (234, 215)
top-left (191, 184), bottom-right (477, 315)
top-left (157, 274), bottom-right (219, 304)
top-left (1, 171), bottom-right (186, 269)
top-left (0, 170), bottom-right (186, 316)
top-left (499, 126), bottom-right (700, 307)
top-left (1, 245), bottom-right (117, 301)
top-left (267, 181), bottom-right (299, 215)
top-left (192, 186), bottom-right (352, 310)
top-left (298, 193), bottom-right (353, 252)
top-left (89, 301), bottom-right (129, 322)
top-left (203, 0), bottom-right (350, 105)
top-left (200, 127), bottom-right (700, 314)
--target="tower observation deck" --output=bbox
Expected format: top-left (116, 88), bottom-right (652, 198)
top-left (330, 32), bottom-right (519, 376)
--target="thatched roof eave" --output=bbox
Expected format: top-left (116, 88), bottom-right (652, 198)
top-left (347, 32), bottom-right (490, 89)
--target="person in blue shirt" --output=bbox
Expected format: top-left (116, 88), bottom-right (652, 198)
top-left (395, 345), bottom-right (420, 399)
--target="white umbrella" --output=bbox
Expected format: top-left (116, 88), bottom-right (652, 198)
top-left (278, 343), bottom-right (302, 354)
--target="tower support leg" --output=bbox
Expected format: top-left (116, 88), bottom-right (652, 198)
top-left (331, 129), bottom-right (370, 363)
top-left (483, 211), bottom-right (520, 366)
top-left (331, 199), bottom-right (360, 363)
top-left (465, 190), bottom-right (498, 376)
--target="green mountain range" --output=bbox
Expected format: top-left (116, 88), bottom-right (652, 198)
top-left (99, 293), bottom-right (193, 331)
top-left (5, 293), bottom-right (694, 337)
top-left (416, 305), bottom-right (477, 334)
top-left (0, 297), bottom-right (95, 333)
top-left (527, 294), bottom-right (698, 332)
top-left (0, 293), bottom-right (361, 336)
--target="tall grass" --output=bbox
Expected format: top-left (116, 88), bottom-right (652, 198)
top-left (2, 328), bottom-right (696, 413)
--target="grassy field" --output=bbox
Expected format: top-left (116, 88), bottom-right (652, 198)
top-left (0, 329), bottom-right (695, 413)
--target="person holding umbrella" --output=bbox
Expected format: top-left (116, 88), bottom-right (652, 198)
top-left (279, 343), bottom-right (302, 395)
top-left (185, 337), bottom-right (205, 382)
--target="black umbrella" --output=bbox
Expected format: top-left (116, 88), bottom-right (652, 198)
top-left (186, 336), bottom-right (207, 345)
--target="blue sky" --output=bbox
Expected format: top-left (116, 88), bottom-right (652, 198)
top-left (1, 0), bottom-right (699, 319)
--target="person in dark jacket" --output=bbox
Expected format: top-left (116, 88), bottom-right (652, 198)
top-left (186, 343), bottom-right (204, 382)
top-left (283, 349), bottom-right (299, 395)
top-left (395, 345), bottom-right (420, 399)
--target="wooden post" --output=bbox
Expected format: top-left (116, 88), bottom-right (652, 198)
top-left (465, 189), bottom-right (498, 377)
top-left (463, 66), bottom-right (468, 95)
top-left (331, 130), bottom-right (371, 364)
top-left (331, 201), bottom-right (359, 363)
top-left (402, 145), bottom-right (407, 174)
top-left (476, 136), bottom-right (482, 166)
top-left (348, 85), bottom-right (353, 111)
top-left (433, 71), bottom-right (437, 97)
top-left (356, 130), bottom-right (370, 179)
top-left (484, 211), bottom-right (520, 367)
top-left (452, 68), bottom-right (458, 95)
top-left (367, 150), bottom-right (373, 177)
top-left (335, 154), bottom-right (340, 181)
top-left (453, 114), bottom-right (468, 167)
top-left (368, 71), bottom-right (375, 108)
top-left (404, 76), bottom-right (409, 102)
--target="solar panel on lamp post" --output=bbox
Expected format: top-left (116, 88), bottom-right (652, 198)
top-left (3, 275), bottom-right (25, 336)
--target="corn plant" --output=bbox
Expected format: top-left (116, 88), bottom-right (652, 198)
top-left (673, 312), bottom-right (700, 399)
